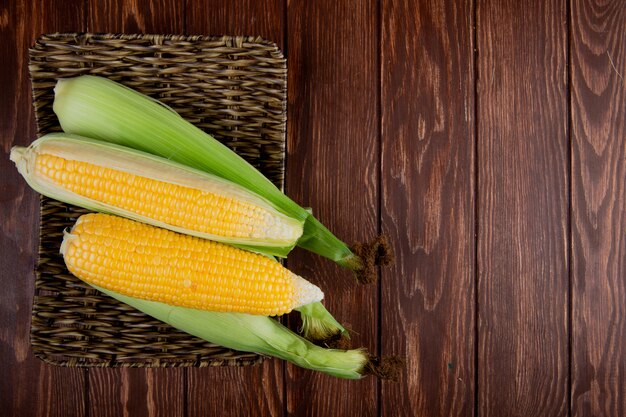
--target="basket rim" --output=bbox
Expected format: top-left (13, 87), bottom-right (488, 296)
top-left (31, 32), bottom-right (285, 60)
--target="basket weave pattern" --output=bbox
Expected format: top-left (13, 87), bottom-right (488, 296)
top-left (28, 33), bottom-right (286, 367)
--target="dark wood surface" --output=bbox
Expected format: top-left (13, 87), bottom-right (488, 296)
top-left (380, 0), bottom-right (475, 415)
top-left (1, 1), bottom-right (625, 416)
top-left (477, 0), bottom-right (570, 416)
top-left (570, 1), bottom-right (626, 416)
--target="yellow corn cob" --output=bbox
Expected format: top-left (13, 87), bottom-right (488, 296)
top-left (61, 213), bottom-right (323, 316)
top-left (10, 134), bottom-right (303, 255)
top-left (36, 153), bottom-right (278, 239)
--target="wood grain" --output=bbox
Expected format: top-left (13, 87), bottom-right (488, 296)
top-left (4, 1), bottom-right (626, 416)
top-left (380, 0), bottom-right (475, 415)
top-left (88, 0), bottom-right (183, 33)
top-left (89, 368), bottom-right (184, 417)
top-left (186, 2), bottom-right (286, 416)
top-left (286, 0), bottom-right (379, 416)
top-left (0, 1), bottom-right (86, 416)
top-left (570, 1), bottom-right (626, 416)
top-left (86, 2), bottom-right (186, 417)
top-left (186, 0), bottom-right (283, 43)
top-left (477, 0), bottom-right (570, 415)
top-left (187, 362), bottom-right (284, 417)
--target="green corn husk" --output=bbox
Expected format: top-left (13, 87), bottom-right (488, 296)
top-left (53, 76), bottom-right (364, 273)
top-left (94, 285), bottom-right (367, 379)
top-left (296, 302), bottom-right (349, 346)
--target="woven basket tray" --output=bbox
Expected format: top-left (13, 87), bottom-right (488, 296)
top-left (28, 33), bottom-right (286, 367)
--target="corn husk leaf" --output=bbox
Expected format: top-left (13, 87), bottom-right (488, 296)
top-left (94, 285), bottom-right (367, 379)
top-left (297, 301), bottom-right (349, 343)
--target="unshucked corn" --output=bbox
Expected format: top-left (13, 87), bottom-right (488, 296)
top-left (10, 133), bottom-right (303, 256)
top-left (61, 213), bottom-right (323, 316)
top-left (53, 76), bottom-right (366, 273)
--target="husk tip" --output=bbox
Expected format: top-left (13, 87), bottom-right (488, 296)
top-left (300, 314), bottom-right (351, 347)
top-left (306, 329), bottom-right (351, 349)
top-left (53, 77), bottom-right (69, 96)
top-left (9, 146), bottom-right (26, 164)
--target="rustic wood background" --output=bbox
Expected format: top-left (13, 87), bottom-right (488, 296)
top-left (1, 0), bottom-right (624, 416)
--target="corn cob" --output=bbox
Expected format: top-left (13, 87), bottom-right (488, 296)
top-left (11, 134), bottom-right (348, 342)
top-left (10, 133), bottom-right (303, 256)
top-left (61, 213), bottom-right (323, 316)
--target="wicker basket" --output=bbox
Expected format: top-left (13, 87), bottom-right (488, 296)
top-left (28, 33), bottom-right (286, 367)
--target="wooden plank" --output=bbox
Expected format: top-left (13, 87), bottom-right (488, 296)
top-left (88, 368), bottom-right (184, 417)
top-left (285, 1), bottom-right (379, 416)
top-left (187, 362), bottom-right (284, 417)
top-left (186, 2), bottom-right (285, 417)
top-left (0, 1), bottom-right (86, 417)
top-left (477, 0), bottom-right (569, 415)
top-left (380, 0), bottom-right (475, 415)
top-left (88, 0), bottom-right (183, 33)
top-left (186, 0), bottom-right (283, 42)
top-left (86, 2), bottom-right (186, 417)
top-left (570, 1), bottom-right (626, 415)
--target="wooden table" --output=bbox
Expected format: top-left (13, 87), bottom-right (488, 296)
top-left (1, 0), bottom-right (624, 416)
